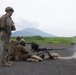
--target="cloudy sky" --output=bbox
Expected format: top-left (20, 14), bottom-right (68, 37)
top-left (0, 0), bottom-right (76, 37)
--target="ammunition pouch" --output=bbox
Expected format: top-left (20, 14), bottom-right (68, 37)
top-left (11, 24), bottom-right (16, 31)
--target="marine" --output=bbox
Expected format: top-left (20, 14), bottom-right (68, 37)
top-left (0, 7), bottom-right (16, 67)
top-left (16, 36), bottom-right (26, 46)
top-left (10, 40), bottom-right (43, 62)
top-left (30, 43), bottom-right (59, 60)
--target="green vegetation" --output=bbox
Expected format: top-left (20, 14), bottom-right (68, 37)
top-left (11, 36), bottom-right (76, 45)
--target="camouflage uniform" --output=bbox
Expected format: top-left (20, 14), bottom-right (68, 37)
top-left (10, 40), bottom-right (43, 62)
top-left (16, 36), bottom-right (26, 46)
top-left (0, 7), bottom-right (16, 66)
top-left (10, 40), bottom-right (32, 60)
top-left (19, 38), bottom-right (26, 46)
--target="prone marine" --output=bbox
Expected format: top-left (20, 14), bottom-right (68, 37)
top-left (9, 40), bottom-right (43, 62)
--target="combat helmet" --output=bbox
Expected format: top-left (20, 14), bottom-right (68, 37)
top-left (5, 7), bottom-right (14, 12)
top-left (16, 36), bottom-right (21, 41)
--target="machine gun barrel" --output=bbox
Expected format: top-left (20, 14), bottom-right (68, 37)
top-left (34, 47), bottom-right (67, 54)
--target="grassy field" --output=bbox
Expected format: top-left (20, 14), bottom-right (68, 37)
top-left (11, 36), bottom-right (76, 44)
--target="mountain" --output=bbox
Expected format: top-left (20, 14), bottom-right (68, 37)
top-left (12, 28), bottom-right (56, 37)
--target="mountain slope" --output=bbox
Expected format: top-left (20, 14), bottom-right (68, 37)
top-left (12, 28), bottom-right (56, 37)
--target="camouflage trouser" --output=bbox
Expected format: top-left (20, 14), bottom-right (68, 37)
top-left (9, 53), bottom-right (32, 61)
top-left (1, 31), bottom-right (11, 62)
top-left (20, 53), bottom-right (33, 61)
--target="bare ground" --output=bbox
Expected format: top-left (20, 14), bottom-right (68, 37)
top-left (0, 44), bottom-right (76, 75)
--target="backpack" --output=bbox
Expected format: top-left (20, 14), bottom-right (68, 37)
top-left (0, 15), bottom-right (6, 32)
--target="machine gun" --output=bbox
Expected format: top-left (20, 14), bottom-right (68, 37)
top-left (30, 42), bottom-right (67, 54)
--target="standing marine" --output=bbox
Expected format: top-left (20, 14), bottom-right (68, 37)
top-left (0, 6), bottom-right (16, 66)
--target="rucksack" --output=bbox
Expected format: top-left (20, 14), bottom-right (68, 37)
top-left (0, 15), bottom-right (6, 32)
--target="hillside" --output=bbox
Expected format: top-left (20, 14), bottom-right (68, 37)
top-left (12, 28), bottom-right (56, 37)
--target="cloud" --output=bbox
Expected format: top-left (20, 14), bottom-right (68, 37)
top-left (0, 0), bottom-right (76, 37)
top-left (14, 18), bottom-right (39, 31)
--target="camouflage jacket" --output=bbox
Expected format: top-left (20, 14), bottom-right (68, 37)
top-left (0, 14), bottom-right (16, 34)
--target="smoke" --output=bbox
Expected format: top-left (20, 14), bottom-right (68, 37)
top-left (71, 45), bottom-right (76, 59)
top-left (71, 38), bottom-right (76, 59)
top-left (58, 56), bottom-right (76, 60)
top-left (58, 39), bottom-right (76, 60)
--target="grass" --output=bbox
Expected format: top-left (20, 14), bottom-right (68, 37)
top-left (11, 36), bottom-right (76, 45)
top-left (0, 36), bottom-right (76, 44)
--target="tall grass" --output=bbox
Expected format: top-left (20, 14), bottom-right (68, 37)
top-left (11, 36), bottom-right (76, 44)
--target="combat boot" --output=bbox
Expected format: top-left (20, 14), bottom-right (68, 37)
top-left (1, 61), bottom-right (11, 67)
top-left (31, 55), bottom-right (43, 62)
top-left (6, 60), bottom-right (13, 64)
top-left (6, 58), bottom-right (13, 64)
top-left (26, 58), bottom-right (38, 62)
